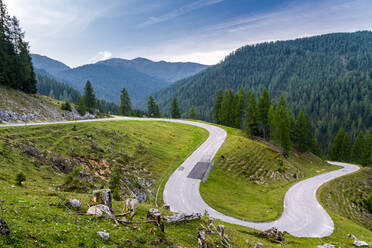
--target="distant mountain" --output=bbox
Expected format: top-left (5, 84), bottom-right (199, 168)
top-left (55, 64), bottom-right (170, 104)
top-left (153, 31), bottom-right (372, 151)
top-left (97, 57), bottom-right (209, 83)
top-left (31, 54), bottom-right (209, 104)
top-left (31, 54), bottom-right (70, 75)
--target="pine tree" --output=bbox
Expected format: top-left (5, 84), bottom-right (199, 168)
top-left (246, 91), bottom-right (259, 137)
top-left (365, 128), bottom-right (372, 166)
top-left (330, 128), bottom-right (346, 161)
top-left (341, 132), bottom-right (350, 162)
top-left (188, 105), bottom-right (196, 119)
top-left (287, 110), bottom-right (296, 142)
top-left (258, 88), bottom-right (271, 140)
top-left (350, 131), bottom-right (366, 165)
top-left (269, 105), bottom-right (280, 141)
top-left (219, 90), bottom-right (234, 126)
top-left (213, 90), bottom-right (224, 124)
top-left (278, 105), bottom-right (291, 157)
top-left (233, 87), bottom-right (245, 128)
top-left (147, 96), bottom-right (160, 117)
top-left (119, 88), bottom-right (132, 116)
top-left (171, 97), bottom-right (181, 119)
top-left (83, 81), bottom-right (96, 113)
top-left (76, 96), bottom-right (86, 116)
top-left (295, 111), bottom-right (308, 151)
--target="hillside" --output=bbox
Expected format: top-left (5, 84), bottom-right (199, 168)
top-left (153, 31), bottom-right (372, 151)
top-left (0, 86), bottom-right (89, 123)
top-left (97, 57), bottom-right (209, 83)
top-left (31, 54), bottom-right (209, 104)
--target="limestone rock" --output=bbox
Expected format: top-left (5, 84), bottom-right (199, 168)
top-left (87, 204), bottom-right (112, 217)
top-left (254, 242), bottom-right (263, 248)
top-left (354, 240), bottom-right (369, 247)
top-left (92, 189), bottom-right (113, 210)
top-left (97, 231), bottom-right (109, 240)
top-left (68, 199), bottom-right (81, 210)
top-left (260, 227), bottom-right (284, 242)
top-left (317, 244), bottom-right (336, 248)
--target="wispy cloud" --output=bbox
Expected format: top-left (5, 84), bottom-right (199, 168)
top-left (139, 0), bottom-right (223, 27)
top-left (92, 51), bottom-right (112, 63)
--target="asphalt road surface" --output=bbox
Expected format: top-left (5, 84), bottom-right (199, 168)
top-left (0, 117), bottom-right (359, 237)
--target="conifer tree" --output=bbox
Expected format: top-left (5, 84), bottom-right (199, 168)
top-left (233, 87), bottom-right (245, 128)
top-left (219, 90), bottom-right (234, 126)
top-left (365, 128), bottom-right (372, 166)
top-left (188, 105), bottom-right (196, 119)
top-left (83, 81), bottom-right (96, 113)
top-left (351, 130), bottom-right (366, 165)
top-left (330, 128), bottom-right (346, 161)
top-left (171, 97), bottom-right (181, 119)
top-left (147, 96), bottom-right (160, 117)
top-left (295, 111), bottom-right (308, 151)
top-left (246, 91), bottom-right (259, 137)
top-left (119, 88), bottom-right (132, 116)
top-left (287, 110), bottom-right (296, 142)
top-left (76, 96), bottom-right (86, 116)
top-left (213, 90), bottom-right (224, 124)
top-left (269, 105), bottom-right (280, 141)
top-left (278, 105), bottom-right (291, 157)
top-left (258, 88), bottom-right (271, 140)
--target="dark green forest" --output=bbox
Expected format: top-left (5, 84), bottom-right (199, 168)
top-left (0, 0), bottom-right (36, 94)
top-left (36, 74), bottom-right (80, 103)
top-left (153, 31), bottom-right (372, 153)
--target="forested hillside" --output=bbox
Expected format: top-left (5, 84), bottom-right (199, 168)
top-left (153, 31), bottom-right (372, 152)
top-left (0, 1), bottom-right (36, 94)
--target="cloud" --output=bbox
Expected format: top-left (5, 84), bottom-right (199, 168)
top-left (139, 0), bottom-right (224, 27)
top-left (92, 51), bottom-right (112, 62)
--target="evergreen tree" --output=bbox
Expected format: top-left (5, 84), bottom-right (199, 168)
top-left (76, 96), bottom-right (86, 116)
top-left (219, 90), bottom-right (234, 126)
top-left (341, 132), bottom-right (350, 162)
top-left (246, 91), bottom-right (259, 137)
top-left (233, 87), bottom-right (245, 128)
top-left (287, 110), bottom-right (296, 142)
top-left (83, 81), bottom-right (96, 113)
top-left (147, 96), bottom-right (160, 117)
top-left (258, 88), bottom-right (271, 140)
top-left (171, 97), bottom-right (181, 119)
top-left (213, 90), bottom-right (224, 124)
top-left (278, 105), bottom-right (291, 157)
top-left (119, 88), bottom-right (132, 116)
top-left (295, 111), bottom-right (308, 151)
top-left (350, 131), bottom-right (366, 165)
top-left (269, 105), bottom-right (281, 141)
top-left (365, 128), bottom-right (372, 166)
top-left (188, 105), bottom-right (196, 119)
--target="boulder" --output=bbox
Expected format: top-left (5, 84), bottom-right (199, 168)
top-left (317, 244), bottom-right (336, 248)
top-left (348, 234), bottom-right (357, 240)
top-left (87, 205), bottom-right (112, 217)
top-left (97, 231), bottom-right (109, 240)
top-left (92, 189), bottom-right (113, 210)
top-left (0, 218), bottom-right (10, 235)
top-left (260, 227), bottom-right (284, 242)
top-left (254, 242), bottom-right (263, 248)
top-left (354, 240), bottom-right (369, 247)
top-left (147, 208), bottom-right (161, 221)
top-left (68, 199), bottom-right (81, 210)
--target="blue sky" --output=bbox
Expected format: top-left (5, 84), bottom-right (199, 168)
top-left (5, 0), bottom-right (372, 67)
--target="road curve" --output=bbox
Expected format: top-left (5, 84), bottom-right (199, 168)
top-left (0, 117), bottom-right (360, 237)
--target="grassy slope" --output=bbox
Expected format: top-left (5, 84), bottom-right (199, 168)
top-left (0, 86), bottom-right (77, 122)
top-left (319, 167), bottom-right (372, 229)
top-left (200, 127), bottom-right (339, 222)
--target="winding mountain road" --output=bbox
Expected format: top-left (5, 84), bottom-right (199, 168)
top-left (0, 117), bottom-right (360, 237)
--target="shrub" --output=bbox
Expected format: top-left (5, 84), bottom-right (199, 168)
top-left (367, 191), bottom-right (372, 213)
top-left (61, 102), bottom-right (72, 111)
top-left (15, 171), bottom-right (26, 186)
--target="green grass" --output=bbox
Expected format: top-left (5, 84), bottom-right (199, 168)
top-left (200, 126), bottom-right (339, 222)
top-left (318, 167), bottom-right (372, 229)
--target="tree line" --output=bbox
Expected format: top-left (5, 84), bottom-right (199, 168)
top-left (330, 128), bottom-right (372, 166)
top-left (0, 0), bottom-right (36, 94)
top-left (213, 88), bottom-right (318, 157)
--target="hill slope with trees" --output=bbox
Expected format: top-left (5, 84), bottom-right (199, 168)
top-left (153, 31), bottom-right (372, 152)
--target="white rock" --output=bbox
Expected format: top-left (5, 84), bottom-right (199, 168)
top-left (317, 245), bottom-right (336, 248)
top-left (97, 231), bottom-right (109, 240)
top-left (254, 242), bottom-right (263, 248)
top-left (87, 205), bottom-right (112, 217)
top-left (68, 199), bottom-right (81, 210)
top-left (354, 240), bottom-right (369, 247)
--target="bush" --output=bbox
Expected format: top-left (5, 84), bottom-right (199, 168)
top-left (15, 171), bottom-right (26, 186)
top-left (61, 102), bottom-right (72, 111)
top-left (367, 191), bottom-right (372, 213)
